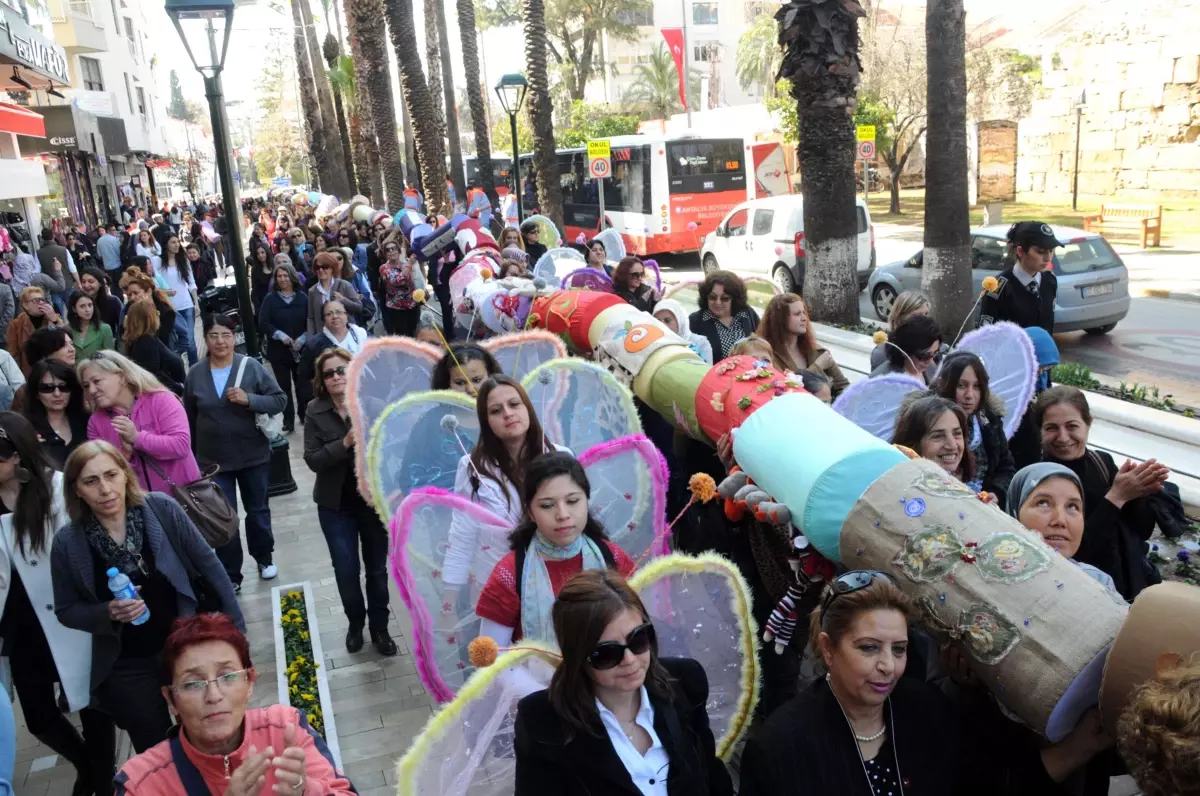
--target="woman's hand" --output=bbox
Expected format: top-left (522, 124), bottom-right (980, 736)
top-left (342, 430), bottom-right (355, 449)
top-left (1106, 458), bottom-right (1169, 507)
top-left (108, 597), bottom-right (146, 624)
top-left (939, 645), bottom-right (978, 687)
top-left (111, 415), bottom-right (139, 447)
top-left (225, 745), bottom-right (274, 796)
top-left (716, 433), bottom-right (735, 473)
top-left (1041, 709), bottom-right (1113, 782)
top-left (271, 724), bottom-right (307, 794)
top-left (226, 387), bottom-right (250, 406)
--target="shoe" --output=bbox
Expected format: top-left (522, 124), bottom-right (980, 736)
top-left (345, 627), bottom-right (364, 653)
top-left (371, 630), bottom-right (398, 657)
top-left (259, 562), bottom-right (278, 579)
top-left (282, 424), bottom-right (294, 434)
top-left (233, 582), bottom-right (242, 595)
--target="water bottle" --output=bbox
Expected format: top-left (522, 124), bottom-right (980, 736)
top-left (106, 567), bottom-right (149, 626)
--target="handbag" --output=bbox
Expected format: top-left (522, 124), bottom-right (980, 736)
top-left (141, 455), bottom-right (238, 548)
top-left (233, 355), bottom-right (284, 440)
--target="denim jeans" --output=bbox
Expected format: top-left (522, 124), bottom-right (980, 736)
top-left (173, 305), bottom-right (199, 366)
top-left (213, 461), bottom-right (274, 584)
top-left (317, 497), bottom-right (391, 632)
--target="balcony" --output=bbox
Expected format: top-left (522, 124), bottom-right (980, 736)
top-left (48, 0), bottom-right (106, 53)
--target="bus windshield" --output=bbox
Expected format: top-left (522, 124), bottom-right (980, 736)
top-left (666, 139), bottom-right (746, 194)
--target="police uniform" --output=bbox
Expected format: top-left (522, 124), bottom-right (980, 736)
top-left (978, 222), bottom-right (1060, 333)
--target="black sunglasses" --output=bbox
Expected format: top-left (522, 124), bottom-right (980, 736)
top-left (37, 383), bottom-right (71, 395)
top-left (820, 570), bottom-right (898, 623)
top-left (322, 365), bottom-right (348, 379)
top-left (588, 622), bottom-right (656, 670)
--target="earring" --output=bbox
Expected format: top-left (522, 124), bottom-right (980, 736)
top-left (14, 466), bottom-right (30, 484)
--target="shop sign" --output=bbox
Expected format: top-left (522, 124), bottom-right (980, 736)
top-left (0, 9), bottom-right (69, 84)
top-left (49, 135), bottom-right (75, 147)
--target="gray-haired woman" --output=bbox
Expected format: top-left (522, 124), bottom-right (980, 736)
top-left (257, 257), bottom-right (309, 432)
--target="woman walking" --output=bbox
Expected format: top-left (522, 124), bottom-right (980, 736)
top-left (259, 259), bottom-right (309, 432)
top-left (159, 234), bottom-right (199, 366)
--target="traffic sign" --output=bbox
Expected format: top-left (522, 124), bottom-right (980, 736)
top-left (857, 140), bottom-right (876, 160)
top-left (589, 157), bottom-right (611, 179)
top-left (856, 125), bottom-right (876, 142)
top-left (587, 140), bottom-right (611, 159)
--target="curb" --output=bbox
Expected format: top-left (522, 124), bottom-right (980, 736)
top-left (1142, 289), bottom-right (1200, 304)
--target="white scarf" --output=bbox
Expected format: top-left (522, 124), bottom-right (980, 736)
top-left (323, 325), bottom-right (364, 355)
top-left (519, 532), bottom-right (605, 642)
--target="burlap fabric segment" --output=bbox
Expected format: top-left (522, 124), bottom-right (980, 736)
top-left (841, 458), bottom-right (1128, 737)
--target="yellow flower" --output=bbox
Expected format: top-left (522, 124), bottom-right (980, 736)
top-left (289, 672), bottom-right (299, 683)
top-left (872, 330), bottom-right (888, 345)
top-left (300, 631), bottom-right (309, 640)
top-left (288, 591), bottom-right (301, 599)
top-left (301, 693), bottom-right (315, 701)
top-left (308, 714), bottom-right (318, 726)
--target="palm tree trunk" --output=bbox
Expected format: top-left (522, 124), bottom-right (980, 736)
top-left (400, 89), bottom-right (421, 190)
top-left (455, 0), bottom-right (497, 205)
top-left (322, 33), bottom-right (360, 196)
top-left (384, 0), bottom-right (451, 215)
top-left (776, 0), bottom-right (864, 325)
top-left (521, 0), bottom-right (564, 231)
top-left (423, 0), bottom-right (446, 138)
top-left (349, 100), bottom-right (383, 205)
top-left (298, 0), bottom-right (351, 197)
top-left (291, 0), bottom-right (334, 193)
top-left (922, 0), bottom-right (972, 336)
top-left (435, 0), bottom-right (467, 206)
top-left (345, 0), bottom-right (406, 210)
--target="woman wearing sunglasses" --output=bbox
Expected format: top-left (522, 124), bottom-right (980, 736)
top-left (689, 271), bottom-right (760, 363)
top-left (305, 252), bottom-right (362, 337)
top-left (514, 568), bottom-right (732, 796)
top-left (25, 359), bottom-right (88, 469)
top-left (303, 348), bottom-right (397, 657)
top-left (612, 256), bottom-right (658, 314)
top-left (378, 236), bottom-right (423, 337)
top-left (869, 314), bottom-right (943, 385)
top-left (476, 451), bottom-right (636, 646)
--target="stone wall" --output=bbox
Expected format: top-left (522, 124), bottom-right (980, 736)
top-left (1016, 13), bottom-right (1200, 201)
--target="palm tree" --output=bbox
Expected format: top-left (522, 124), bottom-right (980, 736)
top-left (290, 0), bottom-right (335, 193)
top-left (345, 0), bottom-right (406, 210)
top-left (455, 0), bottom-right (498, 205)
top-left (401, 92), bottom-right (421, 190)
top-left (434, 0), bottom-right (467, 205)
top-left (329, 53), bottom-right (383, 203)
top-left (384, 0), bottom-right (451, 214)
top-left (922, 0), bottom-right (973, 336)
top-left (298, 0), bottom-right (351, 196)
top-left (776, 0), bottom-right (864, 325)
top-left (522, 0), bottom-right (564, 231)
top-left (736, 13), bottom-right (780, 99)
top-left (322, 33), bottom-right (360, 195)
top-left (622, 43), bottom-right (701, 119)
top-left (423, 0), bottom-right (447, 139)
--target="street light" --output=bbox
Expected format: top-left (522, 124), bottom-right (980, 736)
top-left (494, 73), bottom-right (528, 223)
top-left (164, 0), bottom-right (260, 358)
top-left (1071, 89), bottom-right (1087, 212)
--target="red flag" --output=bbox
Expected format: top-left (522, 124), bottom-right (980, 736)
top-left (660, 28), bottom-right (687, 110)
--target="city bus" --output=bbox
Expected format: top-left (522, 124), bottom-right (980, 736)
top-left (466, 135), bottom-right (790, 256)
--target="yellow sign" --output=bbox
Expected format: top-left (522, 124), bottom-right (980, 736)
top-left (587, 140), bottom-right (611, 159)
top-left (856, 125), bottom-right (876, 143)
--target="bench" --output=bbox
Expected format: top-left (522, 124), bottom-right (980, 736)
top-left (1083, 203), bottom-right (1162, 248)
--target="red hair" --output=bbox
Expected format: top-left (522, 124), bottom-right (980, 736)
top-left (160, 613), bottom-right (252, 685)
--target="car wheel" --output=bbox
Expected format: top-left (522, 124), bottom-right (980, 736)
top-left (1085, 323), bottom-right (1117, 335)
top-left (872, 284), bottom-right (897, 321)
top-left (702, 254), bottom-right (718, 275)
top-left (772, 265), bottom-right (795, 294)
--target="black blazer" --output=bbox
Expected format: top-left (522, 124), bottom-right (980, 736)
top-left (688, 307), bottom-right (761, 362)
top-left (515, 657), bottom-right (732, 796)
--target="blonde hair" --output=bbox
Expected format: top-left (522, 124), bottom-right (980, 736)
top-left (728, 334), bottom-right (787, 372)
top-left (121, 299), bottom-right (160, 346)
top-left (1118, 662), bottom-right (1200, 796)
top-left (63, 440), bottom-right (146, 522)
top-left (77, 350), bottom-right (169, 397)
top-left (888, 290), bottom-right (931, 331)
top-left (19, 285), bottom-right (46, 303)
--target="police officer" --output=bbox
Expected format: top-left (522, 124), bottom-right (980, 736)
top-left (979, 221), bottom-right (1061, 333)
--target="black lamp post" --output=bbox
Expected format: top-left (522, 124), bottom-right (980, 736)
top-left (494, 73), bottom-right (528, 223)
top-left (164, 0), bottom-right (260, 358)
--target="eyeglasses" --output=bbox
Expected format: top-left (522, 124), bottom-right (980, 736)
top-left (323, 365), bottom-right (348, 379)
top-left (206, 332), bottom-right (235, 341)
top-left (708, 294), bottom-right (732, 303)
top-left (316, 264), bottom-right (332, 271)
top-left (629, 270), bottom-right (645, 278)
top-left (913, 347), bottom-right (940, 363)
top-left (588, 622), bottom-right (656, 670)
top-left (819, 570), bottom-right (898, 622)
top-left (172, 669), bottom-right (251, 696)
top-left (324, 310), bottom-right (347, 318)
top-left (37, 383), bottom-right (70, 395)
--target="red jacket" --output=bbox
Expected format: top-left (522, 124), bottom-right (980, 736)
top-left (115, 704), bottom-right (354, 795)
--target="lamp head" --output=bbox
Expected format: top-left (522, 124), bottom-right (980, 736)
top-left (164, 0), bottom-right (235, 77)
top-left (493, 73), bottom-right (529, 116)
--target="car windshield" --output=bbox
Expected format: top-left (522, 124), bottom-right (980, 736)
top-left (1054, 237), bottom-right (1122, 275)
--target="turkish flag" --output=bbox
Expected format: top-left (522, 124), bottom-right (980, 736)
top-left (660, 28), bottom-right (687, 110)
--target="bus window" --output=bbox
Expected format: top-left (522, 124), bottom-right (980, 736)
top-left (605, 145), bottom-right (652, 213)
top-left (666, 139), bottom-right (747, 194)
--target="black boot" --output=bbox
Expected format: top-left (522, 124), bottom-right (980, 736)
top-left (345, 625), bottom-right (364, 653)
top-left (33, 715), bottom-right (93, 796)
top-left (371, 628), bottom-right (398, 657)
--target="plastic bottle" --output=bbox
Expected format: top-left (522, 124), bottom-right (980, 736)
top-left (106, 567), bottom-right (149, 626)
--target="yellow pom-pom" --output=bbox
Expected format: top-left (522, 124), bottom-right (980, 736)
top-left (468, 636), bottom-right (499, 668)
top-left (981, 276), bottom-right (999, 293)
top-left (479, 268), bottom-right (493, 280)
top-left (412, 288), bottom-right (426, 304)
top-left (688, 473), bottom-right (718, 504)
top-left (872, 330), bottom-right (888, 345)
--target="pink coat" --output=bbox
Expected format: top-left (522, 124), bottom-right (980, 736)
top-left (87, 389), bottom-right (202, 492)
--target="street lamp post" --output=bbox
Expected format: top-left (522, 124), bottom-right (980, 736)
top-left (164, 0), bottom-right (260, 358)
top-left (494, 73), bottom-right (529, 224)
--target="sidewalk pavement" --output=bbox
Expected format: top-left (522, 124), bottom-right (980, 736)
top-left (12, 438), bottom-right (432, 796)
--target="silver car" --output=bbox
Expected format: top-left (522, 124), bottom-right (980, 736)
top-left (864, 225), bottom-right (1131, 334)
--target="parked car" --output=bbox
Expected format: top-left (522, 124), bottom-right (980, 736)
top-left (864, 225), bottom-right (1131, 334)
top-left (699, 195), bottom-right (876, 294)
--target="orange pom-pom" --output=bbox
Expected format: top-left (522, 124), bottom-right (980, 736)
top-left (893, 444), bottom-right (920, 460)
top-left (468, 636), bottom-right (499, 668)
top-left (981, 276), bottom-right (999, 293)
top-left (479, 268), bottom-right (493, 280)
top-left (412, 288), bottom-right (426, 304)
top-left (688, 473), bottom-right (718, 503)
top-left (872, 330), bottom-right (888, 345)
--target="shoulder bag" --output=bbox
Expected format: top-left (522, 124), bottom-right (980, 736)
top-left (234, 355), bottom-right (284, 440)
top-left (141, 454), bottom-right (238, 548)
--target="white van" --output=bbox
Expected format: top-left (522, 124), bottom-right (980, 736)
top-left (699, 195), bottom-right (876, 294)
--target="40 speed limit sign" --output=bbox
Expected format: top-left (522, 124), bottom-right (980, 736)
top-left (589, 157), bottom-right (611, 179)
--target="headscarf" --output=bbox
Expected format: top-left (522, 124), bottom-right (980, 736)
top-left (501, 246), bottom-right (527, 265)
top-left (1026, 327), bottom-right (1059, 391)
top-left (654, 297), bottom-right (713, 364)
top-left (11, 253), bottom-right (37, 294)
top-left (1005, 462), bottom-right (1083, 521)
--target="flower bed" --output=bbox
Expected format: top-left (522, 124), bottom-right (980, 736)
top-left (272, 582), bottom-right (343, 768)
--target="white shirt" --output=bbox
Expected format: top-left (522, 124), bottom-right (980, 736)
top-left (135, 241), bottom-right (162, 272)
top-left (1011, 264), bottom-right (1041, 291)
top-left (161, 261), bottom-right (198, 311)
top-left (595, 688), bottom-right (670, 796)
top-left (323, 324), bottom-right (366, 355)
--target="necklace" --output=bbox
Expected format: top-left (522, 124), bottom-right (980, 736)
top-left (826, 675), bottom-right (886, 743)
top-left (826, 675), bottom-right (905, 796)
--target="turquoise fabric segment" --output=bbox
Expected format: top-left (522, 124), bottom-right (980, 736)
top-left (733, 392), bottom-right (905, 563)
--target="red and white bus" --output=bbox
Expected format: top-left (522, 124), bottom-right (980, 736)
top-left (466, 135), bottom-right (791, 257)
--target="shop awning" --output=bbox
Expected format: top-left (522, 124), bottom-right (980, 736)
top-left (0, 101), bottom-right (45, 138)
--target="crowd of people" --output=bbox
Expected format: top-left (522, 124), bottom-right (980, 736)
top-left (0, 194), bottom-right (1192, 796)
